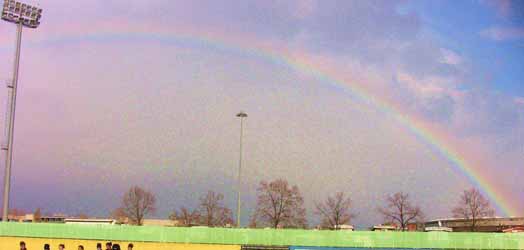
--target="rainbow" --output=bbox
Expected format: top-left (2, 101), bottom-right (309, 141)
top-left (21, 22), bottom-right (520, 216)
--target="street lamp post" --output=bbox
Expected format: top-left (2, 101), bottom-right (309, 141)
top-left (1, 0), bottom-right (43, 221)
top-left (236, 111), bottom-right (247, 227)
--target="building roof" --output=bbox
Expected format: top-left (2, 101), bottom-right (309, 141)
top-left (64, 218), bottom-right (115, 223)
top-left (372, 225), bottom-right (397, 231)
top-left (502, 226), bottom-right (524, 233)
top-left (424, 226), bottom-right (453, 232)
top-left (426, 216), bottom-right (524, 223)
top-left (335, 224), bottom-right (354, 230)
top-left (142, 219), bottom-right (177, 227)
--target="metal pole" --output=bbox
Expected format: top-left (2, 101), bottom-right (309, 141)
top-left (2, 22), bottom-right (23, 221)
top-left (236, 116), bottom-right (244, 227)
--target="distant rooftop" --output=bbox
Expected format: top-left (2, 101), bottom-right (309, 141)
top-left (426, 216), bottom-right (524, 223)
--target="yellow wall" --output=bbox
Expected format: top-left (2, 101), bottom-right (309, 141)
top-left (0, 237), bottom-right (241, 250)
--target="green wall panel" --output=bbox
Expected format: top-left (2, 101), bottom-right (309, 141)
top-left (1, 222), bottom-right (523, 249)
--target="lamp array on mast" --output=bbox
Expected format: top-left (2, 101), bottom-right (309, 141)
top-left (2, 0), bottom-right (42, 28)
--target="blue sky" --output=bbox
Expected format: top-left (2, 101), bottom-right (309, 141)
top-left (407, 0), bottom-right (524, 93)
top-left (0, 0), bottom-right (522, 228)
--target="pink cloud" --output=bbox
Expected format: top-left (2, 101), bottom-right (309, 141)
top-left (482, 0), bottom-right (512, 18)
top-left (515, 96), bottom-right (524, 105)
top-left (439, 48), bottom-right (462, 66)
top-left (480, 26), bottom-right (524, 41)
top-left (292, 0), bottom-right (316, 19)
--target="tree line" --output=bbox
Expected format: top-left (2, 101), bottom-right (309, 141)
top-left (112, 178), bottom-right (494, 231)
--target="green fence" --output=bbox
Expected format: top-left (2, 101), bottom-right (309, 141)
top-left (1, 222), bottom-right (523, 249)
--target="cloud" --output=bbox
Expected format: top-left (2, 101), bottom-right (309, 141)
top-left (289, 0), bottom-right (317, 19)
top-left (482, 0), bottom-right (513, 18)
top-left (439, 48), bottom-right (463, 66)
top-left (480, 26), bottom-right (524, 41)
top-left (481, 0), bottom-right (524, 19)
top-left (1, 0), bottom-right (523, 221)
top-left (452, 89), bottom-right (522, 136)
top-left (392, 72), bottom-right (457, 122)
top-left (515, 96), bottom-right (524, 105)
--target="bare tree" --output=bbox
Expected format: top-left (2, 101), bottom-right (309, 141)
top-left (315, 192), bottom-right (355, 230)
top-left (117, 186), bottom-right (156, 225)
top-left (248, 210), bottom-right (259, 228)
top-left (110, 207), bottom-right (127, 224)
top-left (199, 191), bottom-right (233, 227)
top-left (169, 207), bottom-right (200, 227)
top-left (377, 192), bottom-right (423, 231)
top-left (75, 213), bottom-right (89, 219)
top-left (252, 178), bottom-right (307, 229)
top-left (9, 208), bottom-right (26, 217)
top-left (33, 208), bottom-right (42, 223)
top-left (452, 188), bottom-right (495, 232)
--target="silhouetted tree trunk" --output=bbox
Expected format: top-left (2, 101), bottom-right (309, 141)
top-left (377, 192), bottom-right (423, 231)
top-left (248, 210), bottom-right (259, 228)
top-left (33, 208), bottom-right (42, 223)
top-left (169, 207), bottom-right (200, 226)
top-left (117, 186), bottom-right (156, 225)
top-left (452, 188), bottom-right (494, 232)
top-left (252, 178), bottom-right (307, 229)
top-left (199, 191), bottom-right (233, 227)
top-left (315, 192), bottom-right (355, 230)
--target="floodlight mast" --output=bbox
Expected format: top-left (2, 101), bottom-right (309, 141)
top-left (1, 0), bottom-right (42, 221)
top-left (236, 111), bottom-right (247, 227)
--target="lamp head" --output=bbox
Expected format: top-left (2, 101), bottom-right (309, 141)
top-left (236, 111), bottom-right (248, 118)
top-left (2, 0), bottom-right (43, 28)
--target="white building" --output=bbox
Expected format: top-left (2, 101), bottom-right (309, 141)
top-left (64, 218), bottom-right (116, 225)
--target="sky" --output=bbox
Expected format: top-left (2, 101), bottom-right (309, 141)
top-left (0, 0), bottom-right (523, 228)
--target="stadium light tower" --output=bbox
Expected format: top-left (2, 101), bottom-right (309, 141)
top-left (1, 0), bottom-right (43, 221)
top-left (236, 111), bottom-right (247, 227)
